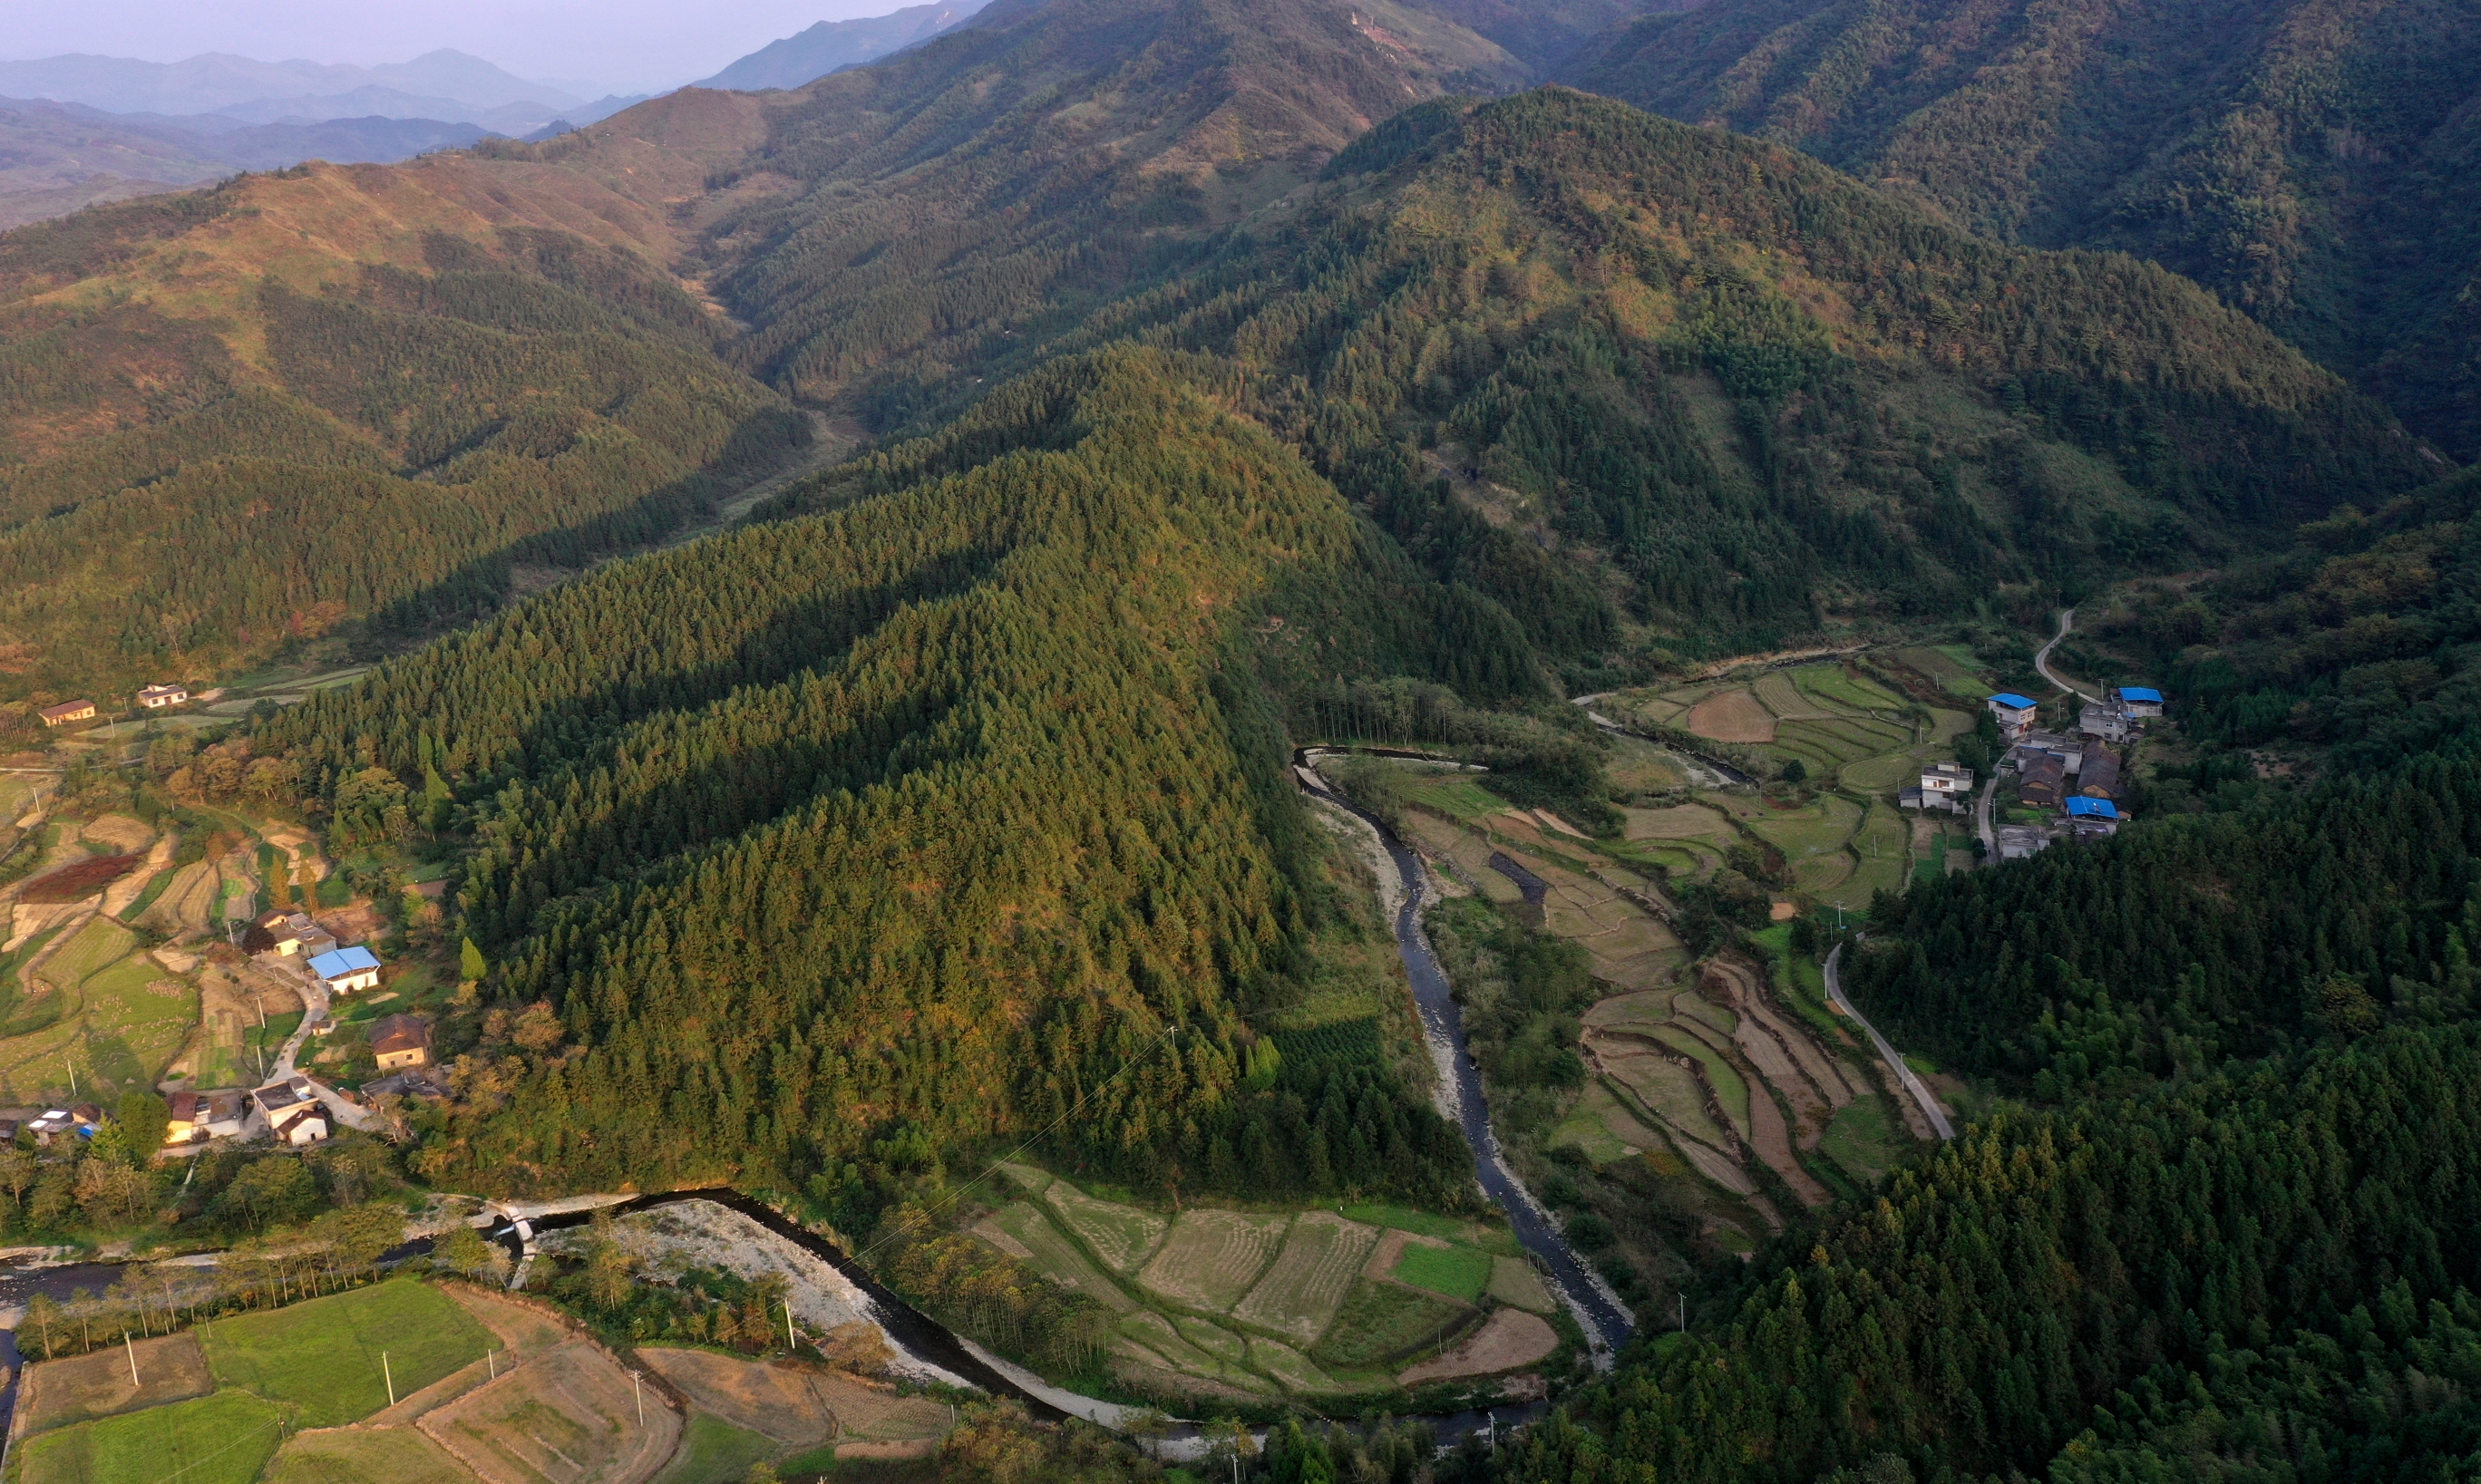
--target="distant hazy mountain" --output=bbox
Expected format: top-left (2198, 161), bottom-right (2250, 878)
top-left (0, 48), bottom-right (582, 123)
top-left (696, 0), bottom-right (988, 92)
top-left (207, 87), bottom-right (568, 135)
top-left (0, 95), bottom-right (490, 228)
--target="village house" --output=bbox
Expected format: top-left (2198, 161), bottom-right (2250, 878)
top-left (36, 700), bottom-right (94, 727)
top-left (2080, 748), bottom-right (2123, 800)
top-left (2113, 685), bottom-right (2165, 718)
top-left (2018, 730), bottom-right (2085, 774)
top-left (306, 945), bottom-right (381, 994)
top-left (163, 1090), bottom-right (248, 1147)
top-left (2019, 752), bottom-right (2068, 809)
top-left (2079, 703), bottom-right (2136, 743)
top-left (1998, 824), bottom-right (2050, 860)
top-left (252, 1075), bottom-right (330, 1144)
top-left (1919, 761), bottom-right (1975, 805)
top-left (369, 1013), bottom-right (433, 1071)
top-left (136, 684), bottom-right (189, 709)
top-left (2066, 796), bottom-right (2121, 838)
top-left (1988, 693), bottom-right (2040, 740)
top-left (165, 1091), bottom-right (201, 1145)
top-left (252, 910), bottom-right (337, 959)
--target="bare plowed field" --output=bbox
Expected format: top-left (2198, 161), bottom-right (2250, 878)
top-left (1396, 1310), bottom-right (1558, 1384)
top-left (639, 1347), bottom-right (836, 1445)
top-left (1685, 688), bottom-right (1776, 742)
top-left (17, 1333), bottom-right (210, 1433)
top-left (419, 1340), bottom-right (680, 1484)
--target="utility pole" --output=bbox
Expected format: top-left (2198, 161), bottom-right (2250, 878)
top-left (124, 1332), bottom-right (139, 1386)
top-left (783, 1301), bottom-right (795, 1351)
top-left (1678, 1294), bottom-right (1685, 1333)
top-left (631, 1370), bottom-right (644, 1426)
top-left (487, 1346), bottom-right (496, 1381)
top-left (383, 1351), bottom-right (394, 1408)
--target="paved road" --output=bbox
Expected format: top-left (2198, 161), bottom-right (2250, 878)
top-left (2034, 608), bottom-right (2103, 704)
top-left (1975, 777), bottom-right (1997, 857)
top-left (1823, 946), bottom-right (1955, 1141)
top-left (1299, 776), bottom-right (1635, 1360)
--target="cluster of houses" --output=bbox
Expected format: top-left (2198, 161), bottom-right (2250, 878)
top-left (34, 683), bottom-right (197, 728)
top-left (1895, 684), bottom-right (2165, 861)
top-left (1988, 686), bottom-right (2163, 858)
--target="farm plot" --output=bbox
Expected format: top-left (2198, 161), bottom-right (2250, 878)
top-left (1487, 1257), bottom-right (1556, 1314)
top-left (1601, 734), bottom-right (1686, 792)
top-left (1548, 1077), bottom-right (1667, 1166)
top-left (1846, 805), bottom-right (1912, 899)
top-left (199, 1278), bottom-right (495, 1428)
top-left (1309, 1279), bottom-right (1474, 1372)
top-left (1114, 1311), bottom-right (1270, 1392)
top-left (418, 1339), bottom-right (680, 1484)
top-left (263, 1428), bottom-right (482, 1484)
top-left (138, 861), bottom-right (220, 934)
top-left (977, 1201), bottom-right (1135, 1311)
top-left (1791, 665), bottom-right (1906, 713)
top-left (1821, 1095), bottom-right (1907, 1187)
top-left (639, 1349), bottom-right (837, 1447)
top-left (1684, 688), bottom-right (1776, 743)
top-left (1840, 751), bottom-right (1919, 791)
top-left (1040, 1181), bottom-right (1167, 1275)
top-left (1752, 671), bottom-right (1831, 719)
top-left (1390, 1241), bottom-right (1492, 1304)
top-left (17, 1389), bottom-right (287, 1484)
top-left (1231, 1211), bottom-right (1381, 1344)
top-left (653, 1414), bottom-right (776, 1484)
top-left (1396, 1310), bottom-right (1558, 1385)
top-left (1893, 645), bottom-right (1990, 697)
top-left (1247, 1336), bottom-right (1346, 1394)
top-left (1655, 1022), bottom-right (1752, 1136)
top-left (0, 916), bottom-right (196, 1097)
top-left (1138, 1209), bottom-right (1289, 1313)
top-left (17, 1333), bottom-right (212, 1434)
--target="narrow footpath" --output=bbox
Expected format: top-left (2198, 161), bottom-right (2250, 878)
top-left (1297, 772), bottom-right (1635, 1362)
top-left (1823, 946), bottom-right (1954, 1140)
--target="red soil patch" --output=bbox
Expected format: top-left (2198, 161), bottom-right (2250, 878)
top-left (1685, 689), bottom-right (1776, 743)
top-left (20, 854), bottom-right (137, 903)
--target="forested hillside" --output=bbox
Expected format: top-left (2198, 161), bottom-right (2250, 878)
top-left (1569, 0), bottom-right (2481, 462)
top-left (0, 91), bottom-right (802, 700)
top-left (263, 348), bottom-right (1474, 1203)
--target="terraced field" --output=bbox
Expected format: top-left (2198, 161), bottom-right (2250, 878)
top-left (972, 1173), bottom-right (1544, 1402)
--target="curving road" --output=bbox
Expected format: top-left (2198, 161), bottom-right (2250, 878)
top-left (1299, 775), bottom-right (1636, 1361)
top-left (1823, 946), bottom-right (1953, 1140)
top-left (2034, 608), bottom-right (2103, 704)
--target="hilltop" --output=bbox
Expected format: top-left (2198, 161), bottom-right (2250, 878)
top-left (1567, 0), bottom-right (2481, 461)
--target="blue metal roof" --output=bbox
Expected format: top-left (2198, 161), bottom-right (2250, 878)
top-left (307, 946), bottom-right (380, 978)
top-left (2116, 686), bottom-right (2164, 703)
top-left (2064, 797), bottom-right (2119, 819)
top-left (1989, 693), bottom-right (2038, 711)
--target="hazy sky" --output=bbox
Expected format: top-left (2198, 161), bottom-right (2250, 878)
top-left (0, 0), bottom-right (914, 94)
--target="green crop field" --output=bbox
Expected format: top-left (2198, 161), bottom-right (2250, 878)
top-left (1795, 666), bottom-right (1906, 712)
top-left (47, 918), bottom-right (136, 986)
top-left (1248, 1335), bottom-right (1345, 1393)
top-left (1841, 752), bottom-right (1919, 791)
top-left (261, 1427), bottom-right (478, 1484)
top-left (654, 1412), bottom-right (780, 1484)
top-left (18, 1388), bottom-right (287, 1484)
top-left (1673, 992), bottom-right (1737, 1035)
top-left (1846, 808), bottom-right (1912, 897)
top-left (1820, 1096), bottom-right (1906, 1186)
top-left (1041, 1180), bottom-right (1168, 1275)
top-left (1403, 776), bottom-right (1506, 823)
top-left (198, 1278), bottom-right (493, 1427)
top-left (1750, 796), bottom-right (1863, 858)
top-left (1390, 1242), bottom-right (1493, 1303)
top-left (1310, 1278), bottom-right (1472, 1371)
top-left (1653, 1025), bottom-right (1751, 1136)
